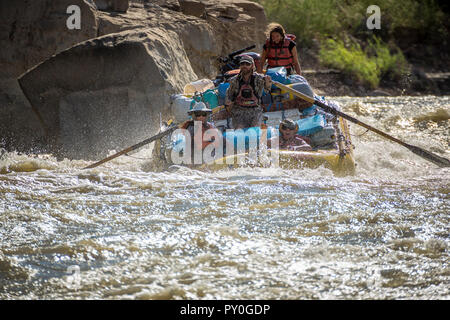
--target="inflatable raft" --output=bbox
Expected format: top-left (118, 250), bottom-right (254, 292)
top-left (156, 72), bottom-right (355, 176)
top-left (203, 115), bottom-right (355, 176)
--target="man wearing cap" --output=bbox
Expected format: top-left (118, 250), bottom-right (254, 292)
top-left (268, 118), bottom-right (312, 151)
top-left (225, 54), bottom-right (272, 129)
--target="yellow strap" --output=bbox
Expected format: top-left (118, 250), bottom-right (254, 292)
top-left (272, 81), bottom-right (315, 104)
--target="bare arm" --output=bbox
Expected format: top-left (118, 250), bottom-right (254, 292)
top-left (257, 48), bottom-right (267, 74)
top-left (263, 75), bottom-right (272, 92)
top-left (291, 46), bottom-right (302, 75)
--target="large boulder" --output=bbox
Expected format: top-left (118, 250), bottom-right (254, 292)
top-left (0, 0), bottom-right (98, 153)
top-left (0, 0), bottom-right (98, 79)
top-left (18, 30), bottom-right (197, 160)
top-left (95, 3), bottom-right (220, 79)
top-left (1, 0), bottom-right (267, 157)
top-left (95, 0), bottom-right (266, 79)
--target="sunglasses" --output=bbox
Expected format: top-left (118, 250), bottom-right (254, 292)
top-left (193, 112), bottom-right (208, 117)
top-left (240, 62), bottom-right (252, 66)
top-left (281, 124), bottom-right (297, 131)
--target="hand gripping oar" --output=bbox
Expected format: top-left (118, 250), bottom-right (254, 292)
top-left (273, 81), bottom-right (450, 168)
top-left (83, 123), bottom-right (180, 169)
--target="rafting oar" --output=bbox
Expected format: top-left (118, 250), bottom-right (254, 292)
top-left (83, 105), bottom-right (227, 169)
top-left (83, 123), bottom-right (180, 169)
top-left (273, 81), bottom-right (450, 168)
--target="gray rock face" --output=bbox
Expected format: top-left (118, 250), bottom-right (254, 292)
top-left (19, 30), bottom-right (196, 160)
top-left (0, 0), bottom-right (98, 80)
top-left (2, 0), bottom-right (267, 159)
top-left (93, 0), bottom-right (129, 12)
top-left (0, 0), bottom-right (98, 153)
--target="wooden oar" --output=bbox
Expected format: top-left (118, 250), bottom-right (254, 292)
top-left (273, 81), bottom-right (450, 168)
top-left (83, 123), bottom-right (180, 169)
top-left (83, 105), bottom-right (226, 170)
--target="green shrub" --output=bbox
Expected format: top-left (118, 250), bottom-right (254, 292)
top-left (319, 39), bottom-right (380, 88)
top-left (254, 0), bottom-right (361, 46)
top-left (319, 37), bottom-right (410, 88)
top-left (253, 0), bottom-right (444, 88)
top-left (367, 37), bottom-right (409, 81)
top-left (253, 0), bottom-right (447, 46)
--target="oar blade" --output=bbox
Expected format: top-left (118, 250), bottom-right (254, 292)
top-left (407, 144), bottom-right (450, 168)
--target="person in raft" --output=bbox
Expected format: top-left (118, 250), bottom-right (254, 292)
top-left (257, 23), bottom-right (302, 76)
top-left (268, 118), bottom-right (312, 151)
top-left (180, 102), bottom-right (219, 164)
top-left (225, 54), bottom-right (272, 129)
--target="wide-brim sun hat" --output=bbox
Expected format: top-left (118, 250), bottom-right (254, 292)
top-left (187, 101), bottom-right (212, 114)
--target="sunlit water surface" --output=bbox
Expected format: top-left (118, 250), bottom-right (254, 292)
top-left (1, 96), bottom-right (449, 299)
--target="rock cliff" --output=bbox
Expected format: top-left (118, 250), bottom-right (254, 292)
top-left (1, 0), bottom-right (267, 159)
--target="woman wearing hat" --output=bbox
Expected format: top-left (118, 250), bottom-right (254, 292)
top-left (225, 54), bottom-right (272, 129)
top-left (268, 118), bottom-right (312, 151)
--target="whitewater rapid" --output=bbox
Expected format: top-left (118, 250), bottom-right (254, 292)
top-left (1, 95), bottom-right (448, 299)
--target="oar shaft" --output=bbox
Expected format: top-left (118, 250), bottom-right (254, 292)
top-left (83, 103), bottom-right (225, 170)
top-left (83, 125), bottom-right (179, 169)
top-left (313, 99), bottom-right (410, 148)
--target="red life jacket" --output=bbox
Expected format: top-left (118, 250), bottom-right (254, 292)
top-left (265, 37), bottom-right (294, 69)
top-left (235, 75), bottom-right (259, 107)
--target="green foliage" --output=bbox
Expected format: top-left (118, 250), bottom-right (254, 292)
top-left (254, 0), bottom-right (360, 46)
top-left (254, 0), bottom-right (447, 45)
top-left (367, 36), bottom-right (409, 82)
top-left (319, 37), bottom-right (409, 88)
top-left (319, 39), bottom-right (380, 88)
top-left (252, 0), bottom-right (445, 88)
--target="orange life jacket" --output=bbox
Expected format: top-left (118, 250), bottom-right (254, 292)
top-left (265, 38), bottom-right (294, 69)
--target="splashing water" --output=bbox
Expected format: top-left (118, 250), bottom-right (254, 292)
top-left (0, 96), bottom-right (449, 299)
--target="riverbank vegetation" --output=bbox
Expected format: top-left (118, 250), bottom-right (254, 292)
top-left (254, 0), bottom-right (449, 89)
top-left (318, 36), bottom-right (408, 88)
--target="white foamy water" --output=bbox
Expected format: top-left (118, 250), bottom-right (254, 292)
top-left (0, 96), bottom-right (449, 299)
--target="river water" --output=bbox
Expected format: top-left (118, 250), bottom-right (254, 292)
top-left (0, 96), bottom-right (449, 300)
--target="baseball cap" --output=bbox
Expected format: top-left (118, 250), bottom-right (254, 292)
top-left (239, 55), bottom-right (254, 65)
